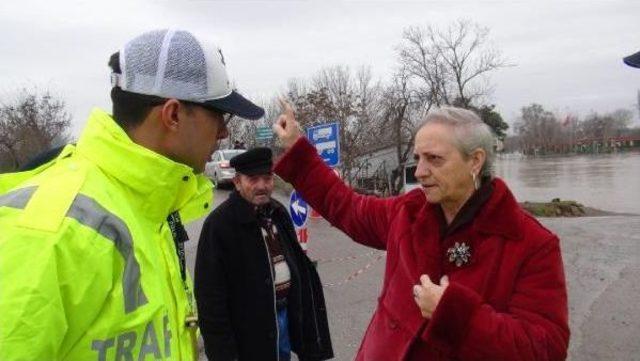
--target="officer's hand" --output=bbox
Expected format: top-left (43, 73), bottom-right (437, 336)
top-left (273, 98), bottom-right (302, 150)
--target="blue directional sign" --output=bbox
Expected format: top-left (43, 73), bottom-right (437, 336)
top-left (306, 122), bottom-right (340, 168)
top-left (255, 126), bottom-right (273, 140)
top-left (289, 190), bottom-right (309, 228)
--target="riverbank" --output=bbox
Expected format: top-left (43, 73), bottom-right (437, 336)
top-left (520, 199), bottom-right (637, 217)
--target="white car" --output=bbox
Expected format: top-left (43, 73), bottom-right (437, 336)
top-left (401, 162), bottom-right (420, 193)
top-left (205, 149), bottom-right (246, 186)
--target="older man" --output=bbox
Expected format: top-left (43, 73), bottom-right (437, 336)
top-left (195, 147), bottom-right (333, 361)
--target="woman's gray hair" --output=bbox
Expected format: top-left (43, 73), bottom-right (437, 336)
top-left (416, 106), bottom-right (496, 178)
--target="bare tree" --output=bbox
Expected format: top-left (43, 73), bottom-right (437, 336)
top-left (398, 19), bottom-right (508, 109)
top-left (398, 26), bottom-right (450, 107)
top-left (286, 65), bottom-right (380, 185)
top-left (508, 106), bottom-right (636, 154)
top-left (375, 68), bottom-right (423, 194)
top-left (610, 109), bottom-right (633, 130)
top-left (580, 109), bottom-right (633, 143)
top-left (514, 103), bottom-right (562, 155)
top-left (0, 89), bottom-right (71, 171)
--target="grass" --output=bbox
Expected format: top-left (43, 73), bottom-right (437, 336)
top-left (521, 199), bottom-right (586, 217)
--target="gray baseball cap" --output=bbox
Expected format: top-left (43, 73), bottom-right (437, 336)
top-left (111, 29), bottom-right (264, 119)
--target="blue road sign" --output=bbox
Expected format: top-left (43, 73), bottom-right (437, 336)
top-left (306, 122), bottom-right (340, 167)
top-left (289, 190), bottom-right (309, 228)
top-left (256, 126), bottom-right (273, 140)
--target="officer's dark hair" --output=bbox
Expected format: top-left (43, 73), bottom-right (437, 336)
top-left (108, 52), bottom-right (168, 130)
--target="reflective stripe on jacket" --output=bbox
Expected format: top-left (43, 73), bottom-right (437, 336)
top-left (0, 108), bottom-right (213, 360)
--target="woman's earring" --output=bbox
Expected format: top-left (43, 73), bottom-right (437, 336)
top-left (471, 172), bottom-right (479, 191)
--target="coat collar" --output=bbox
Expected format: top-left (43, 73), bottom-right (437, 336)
top-left (229, 190), bottom-right (259, 224)
top-left (75, 108), bottom-right (213, 223)
top-left (471, 177), bottom-right (524, 240)
top-left (436, 179), bottom-right (494, 238)
top-left (422, 177), bottom-right (523, 241)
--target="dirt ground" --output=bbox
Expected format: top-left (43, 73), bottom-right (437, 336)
top-left (185, 189), bottom-right (640, 361)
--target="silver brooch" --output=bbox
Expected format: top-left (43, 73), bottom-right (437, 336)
top-left (447, 242), bottom-right (471, 267)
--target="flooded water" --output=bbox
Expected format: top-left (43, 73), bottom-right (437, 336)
top-left (494, 151), bottom-right (640, 214)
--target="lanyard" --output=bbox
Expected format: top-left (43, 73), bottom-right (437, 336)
top-left (166, 211), bottom-right (199, 358)
top-left (167, 211), bottom-right (198, 322)
top-left (167, 211), bottom-right (189, 282)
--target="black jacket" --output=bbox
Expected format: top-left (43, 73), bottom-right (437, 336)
top-left (194, 191), bottom-right (333, 361)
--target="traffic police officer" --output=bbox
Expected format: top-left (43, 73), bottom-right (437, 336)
top-left (0, 29), bottom-right (263, 360)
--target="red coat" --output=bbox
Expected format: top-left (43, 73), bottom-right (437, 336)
top-left (274, 138), bottom-right (569, 361)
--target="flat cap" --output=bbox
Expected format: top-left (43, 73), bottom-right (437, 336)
top-left (230, 147), bottom-right (273, 176)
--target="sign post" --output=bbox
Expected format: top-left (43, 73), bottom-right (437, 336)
top-left (306, 122), bottom-right (340, 219)
top-left (288, 190), bottom-right (309, 252)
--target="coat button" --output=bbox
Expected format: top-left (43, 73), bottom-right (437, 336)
top-left (265, 278), bottom-right (271, 285)
top-left (389, 320), bottom-right (398, 329)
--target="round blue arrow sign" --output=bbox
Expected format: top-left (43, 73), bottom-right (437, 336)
top-left (289, 190), bottom-right (309, 228)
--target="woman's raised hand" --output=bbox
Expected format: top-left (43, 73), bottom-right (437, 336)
top-left (273, 98), bottom-right (302, 150)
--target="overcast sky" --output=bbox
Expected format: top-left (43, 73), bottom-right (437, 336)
top-left (1, 0), bottom-right (638, 137)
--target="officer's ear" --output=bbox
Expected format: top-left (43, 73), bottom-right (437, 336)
top-left (158, 99), bottom-right (183, 133)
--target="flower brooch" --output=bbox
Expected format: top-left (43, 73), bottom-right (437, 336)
top-left (447, 242), bottom-right (472, 267)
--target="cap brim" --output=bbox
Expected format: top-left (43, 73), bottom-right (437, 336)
top-left (623, 51), bottom-right (640, 68)
top-left (204, 91), bottom-right (265, 120)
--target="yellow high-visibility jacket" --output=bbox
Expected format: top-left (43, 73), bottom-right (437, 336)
top-left (0, 109), bottom-right (213, 360)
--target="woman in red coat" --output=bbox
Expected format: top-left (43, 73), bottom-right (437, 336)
top-left (272, 101), bottom-right (569, 361)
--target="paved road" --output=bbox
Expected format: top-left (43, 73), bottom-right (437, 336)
top-left (185, 189), bottom-right (640, 361)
